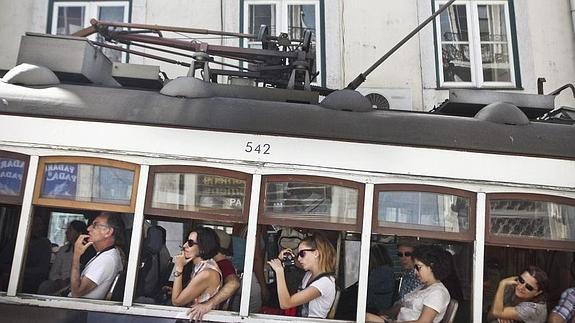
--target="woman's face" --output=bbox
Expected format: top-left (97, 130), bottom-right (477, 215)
top-left (514, 271), bottom-right (541, 300)
top-left (413, 258), bottom-right (435, 285)
top-left (183, 231), bottom-right (199, 259)
top-left (66, 225), bottom-right (80, 243)
top-left (296, 242), bottom-right (318, 271)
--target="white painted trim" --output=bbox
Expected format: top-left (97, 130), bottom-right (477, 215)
top-left (7, 156), bottom-right (39, 296)
top-left (355, 183), bottom-right (374, 323)
top-left (239, 174), bottom-right (261, 317)
top-left (472, 192), bottom-right (486, 323)
top-left (122, 164), bottom-right (149, 306)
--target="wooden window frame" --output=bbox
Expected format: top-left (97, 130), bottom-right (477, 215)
top-left (0, 150), bottom-right (30, 205)
top-left (33, 156), bottom-right (140, 213)
top-left (486, 193), bottom-right (575, 251)
top-left (144, 166), bottom-right (252, 224)
top-left (372, 184), bottom-right (476, 242)
top-left (258, 175), bottom-right (365, 232)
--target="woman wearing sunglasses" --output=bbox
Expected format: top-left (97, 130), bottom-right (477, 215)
top-left (488, 265), bottom-right (548, 323)
top-left (366, 245), bottom-right (451, 323)
top-left (268, 233), bottom-right (336, 318)
top-left (171, 227), bottom-right (222, 307)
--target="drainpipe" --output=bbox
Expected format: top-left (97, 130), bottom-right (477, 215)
top-left (571, 0), bottom-right (575, 33)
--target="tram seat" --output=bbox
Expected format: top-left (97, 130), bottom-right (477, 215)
top-left (440, 299), bottom-right (459, 323)
top-left (327, 289), bottom-right (341, 319)
top-left (105, 272), bottom-right (122, 301)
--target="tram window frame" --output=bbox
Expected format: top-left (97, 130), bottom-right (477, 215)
top-left (33, 156), bottom-right (140, 213)
top-left (0, 150), bottom-right (30, 205)
top-left (486, 193), bottom-right (575, 251)
top-left (144, 165), bottom-right (252, 223)
top-left (258, 175), bottom-right (365, 232)
top-left (372, 184), bottom-right (476, 241)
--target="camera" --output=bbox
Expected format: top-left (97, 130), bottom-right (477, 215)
top-left (282, 251), bottom-right (296, 268)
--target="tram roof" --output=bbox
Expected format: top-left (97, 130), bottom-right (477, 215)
top-left (0, 81), bottom-right (574, 160)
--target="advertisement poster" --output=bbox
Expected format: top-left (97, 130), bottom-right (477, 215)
top-left (0, 158), bottom-right (25, 196)
top-left (42, 163), bottom-right (77, 199)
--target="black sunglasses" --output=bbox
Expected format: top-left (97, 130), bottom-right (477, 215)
top-left (297, 249), bottom-right (315, 258)
top-left (516, 276), bottom-right (536, 292)
top-left (185, 239), bottom-right (197, 247)
top-left (397, 252), bottom-right (412, 258)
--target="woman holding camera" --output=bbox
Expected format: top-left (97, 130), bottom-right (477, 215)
top-left (268, 233), bottom-right (336, 318)
top-left (171, 227), bottom-right (222, 306)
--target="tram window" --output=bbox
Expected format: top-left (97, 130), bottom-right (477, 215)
top-left (23, 206), bottom-right (133, 302)
top-left (146, 166), bottom-right (251, 221)
top-left (257, 225), bottom-right (354, 320)
top-left (260, 176), bottom-right (363, 231)
top-left (133, 215), bottom-right (250, 313)
top-left (487, 194), bottom-right (575, 249)
top-left (348, 235), bottom-right (472, 323)
top-left (483, 246), bottom-right (574, 323)
top-left (0, 204), bottom-right (21, 292)
top-left (373, 185), bottom-right (475, 240)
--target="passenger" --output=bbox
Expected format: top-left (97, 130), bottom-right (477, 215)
top-left (188, 229), bottom-right (240, 320)
top-left (489, 265), bottom-right (549, 323)
top-left (135, 225), bottom-right (171, 302)
top-left (69, 212), bottom-right (124, 299)
top-left (366, 244), bottom-right (451, 323)
top-left (268, 232), bottom-right (336, 319)
top-left (367, 244), bottom-right (395, 314)
top-left (547, 260), bottom-right (575, 323)
top-left (22, 215), bottom-right (52, 293)
top-left (38, 220), bottom-right (87, 295)
top-left (171, 227), bottom-right (222, 306)
top-left (396, 238), bottom-right (423, 300)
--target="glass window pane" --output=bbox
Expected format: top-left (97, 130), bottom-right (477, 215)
top-left (152, 173), bottom-right (246, 215)
top-left (0, 158), bottom-right (26, 196)
top-left (442, 44), bottom-right (472, 82)
top-left (249, 4), bottom-right (276, 35)
top-left (264, 182), bottom-right (358, 224)
top-left (478, 5), bottom-right (507, 42)
top-left (439, 5), bottom-right (469, 42)
top-left (288, 5), bottom-right (316, 41)
top-left (47, 212), bottom-right (86, 247)
top-left (40, 163), bottom-right (134, 205)
top-left (377, 191), bottom-right (470, 233)
top-left (490, 200), bottom-right (575, 241)
top-left (481, 44), bottom-right (511, 82)
top-left (98, 6), bottom-right (126, 62)
top-left (56, 6), bottom-right (85, 35)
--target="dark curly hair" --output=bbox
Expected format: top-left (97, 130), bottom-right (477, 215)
top-left (191, 227), bottom-right (220, 260)
top-left (411, 245), bottom-right (451, 281)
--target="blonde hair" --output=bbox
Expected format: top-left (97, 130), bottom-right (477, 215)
top-left (300, 232), bottom-right (336, 273)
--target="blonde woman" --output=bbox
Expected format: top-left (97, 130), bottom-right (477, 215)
top-left (268, 232), bottom-right (336, 318)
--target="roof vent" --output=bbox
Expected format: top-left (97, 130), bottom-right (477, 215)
top-left (160, 77), bottom-right (214, 98)
top-left (320, 89), bottom-right (373, 112)
top-left (1, 63), bottom-right (59, 85)
top-left (474, 101), bottom-right (529, 125)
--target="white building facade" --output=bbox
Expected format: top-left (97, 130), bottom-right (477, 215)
top-left (0, 0), bottom-right (574, 110)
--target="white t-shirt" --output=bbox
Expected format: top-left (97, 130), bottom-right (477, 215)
top-left (77, 248), bottom-right (123, 299)
top-left (300, 271), bottom-right (336, 318)
top-left (397, 282), bottom-right (450, 323)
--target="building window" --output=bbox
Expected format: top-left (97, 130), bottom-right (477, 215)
top-left (435, 0), bottom-right (517, 88)
top-left (49, 1), bottom-right (130, 62)
top-left (242, 0), bottom-right (323, 85)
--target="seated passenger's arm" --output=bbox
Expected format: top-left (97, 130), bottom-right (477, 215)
top-left (548, 312), bottom-right (567, 323)
top-left (490, 276), bottom-right (521, 321)
top-left (70, 235), bottom-right (97, 297)
top-left (188, 273), bottom-right (240, 320)
top-left (172, 269), bottom-right (213, 306)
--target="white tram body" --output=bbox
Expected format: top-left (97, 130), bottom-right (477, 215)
top-left (0, 33), bottom-right (573, 323)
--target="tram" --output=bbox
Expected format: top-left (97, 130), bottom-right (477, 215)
top-left (1, 11), bottom-right (574, 323)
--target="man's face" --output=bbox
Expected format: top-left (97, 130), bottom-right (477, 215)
top-left (398, 245), bottom-right (415, 270)
top-left (87, 215), bottom-right (112, 243)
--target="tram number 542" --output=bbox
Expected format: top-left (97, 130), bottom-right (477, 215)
top-left (245, 141), bottom-right (271, 154)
